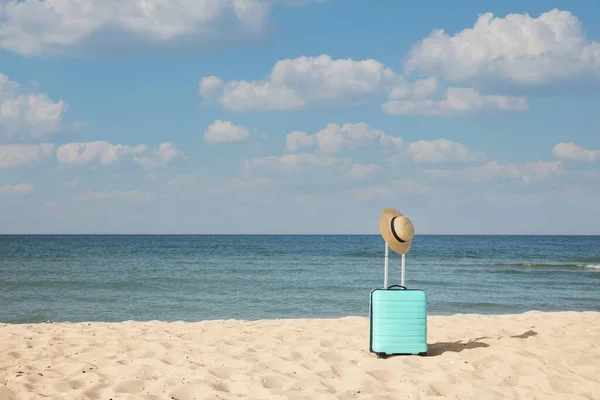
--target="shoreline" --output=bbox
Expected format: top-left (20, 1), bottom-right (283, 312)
top-left (2, 311), bottom-right (599, 399)
top-left (3, 309), bottom-right (600, 325)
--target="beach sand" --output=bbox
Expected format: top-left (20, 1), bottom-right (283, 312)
top-left (1, 311), bottom-right (599, 400)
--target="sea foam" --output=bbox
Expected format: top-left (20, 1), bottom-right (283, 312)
top-left (582, 264), bottom-right (600, 269)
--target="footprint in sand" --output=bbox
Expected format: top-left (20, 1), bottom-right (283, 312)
top-left (208, 366), bottom-right (232, 380)
top-left (427, 381), bottom-right (457, 397)
top-left (260, 375), bottom-right (285, 390)
top-left (330, 363), bottom-right (346, 377)
top-left (83, 383), bottom-right (110, 400)
top-left (316, 370), bottom-right (336, 379)
top-left (23, 383), bottom-right (37, 391)
top-left (401, 357), bottom-right (423, 368)
top-left (52, 380), bottom-right (75, 393)
top-left (159, 341), bottom-right (174, 349)
top-left (300, 360), bottom-right (321, 372)
top-left (113, 379), bottom-right (147, 394)
top-left (319, 351), bottom-right (343, 362)
top-left (25, 374), bottom-right (42, 385)
top-left (68, 379), bottom-right (86, 390)
top-left (366, 369), bottom-right (395, 383)
top-left (318, 381), bottom-right (337, 394)
top-left (6, 351), bottom-right (20, 359)
top-left (210, 381), bottom-right (230, 393)
top-left (238, 353), bottom-right (258, 363)
top-left (548, 375), bottom-right (577, 393)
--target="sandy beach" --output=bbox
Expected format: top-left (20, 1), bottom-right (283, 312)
top-left (1, 311), bottom-right (599, 400)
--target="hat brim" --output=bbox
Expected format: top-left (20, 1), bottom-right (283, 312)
top-left (379, 208), bottom-right (412, 255)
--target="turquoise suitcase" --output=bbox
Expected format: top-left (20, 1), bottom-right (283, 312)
top-left (369, 245), bottom-right (427, 358)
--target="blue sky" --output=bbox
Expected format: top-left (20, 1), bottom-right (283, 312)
top-left (1, 0), bottom-right (599, 234)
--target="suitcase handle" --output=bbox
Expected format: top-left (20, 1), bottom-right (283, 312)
top-left (387, 285), bottom-right (407, 290)
top-left (384, 243), bottom-right (406, 288)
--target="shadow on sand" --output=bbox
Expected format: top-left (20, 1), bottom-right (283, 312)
top-left (426, 329), bottom-right (538, 356)
top-left (426, 336), bottom-right (490, 356)
top-left (510, 329), bottom-right (538, 339)
top-left (375, 329), bottom-right (538, 359)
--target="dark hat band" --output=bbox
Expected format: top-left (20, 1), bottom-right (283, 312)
top-left (390, 216), bottom-right (406, 243)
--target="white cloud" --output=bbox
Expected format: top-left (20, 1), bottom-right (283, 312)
top-left (346, 179), bottom-right (428, 200)
top-left (553, 142), bottom-right (599, 163)
top-left (56, 141), bottom-right (185, 169)
top-left (64, 180), bottom-right (78, 187)
top-left (285, 122), bottom-right (403, 154)
top-left (286, 131), bottom-right (315, 152)
top-left (0, 182), bottom-right (33, 195)
top-left (391, 139), bottom-right (485, 165)
top-left (347, 164), bottom-right (379, 180)
top-left (383, 87), bottom-right (528, 116)
top-left (0, 73), bottom-right (69, 142)
top-left (199, 54), bottom-right (402, 111)
top-left (404, 9), bottom-right (600, 85)
top-left (56, 141), bottom-right (147, 166)
top-left (520, 161), bottom-right (564, 184)
top-left (133, 142), bottom-right (186, 170)
top-left (0, 143), bottom-right (54, 168)
top-left (200, 55), bottom-right (528, 116)
top-left (0, 73), bottom-right (18, 92)
top-left (0, 0), bottom-right (318, 56)
top-left (74, 189), bottom-right (148, 202)
top-left (379, 135), bottom-right (405, 150)
top-left (196, 9), bottom-right (599, 118)
top-left (243, 152), bottom-right (341, 171)
top-left (411, 77), bottom-right (440, 98)
top-left (425, 160), bottom-right (563, 184)
top-left (204, 120), bottom-right (250, 144)
top-left (388, 77), bottom-right (438, 100)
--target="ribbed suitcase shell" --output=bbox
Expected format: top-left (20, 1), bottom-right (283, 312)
top-left (369, 287), bottom-right (428, 357)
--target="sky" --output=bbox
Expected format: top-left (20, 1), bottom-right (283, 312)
top-left (0, 0), bottom-right (599, 235)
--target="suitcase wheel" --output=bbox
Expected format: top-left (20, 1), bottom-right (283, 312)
top-left (375, 352), bottom-right (426, 358)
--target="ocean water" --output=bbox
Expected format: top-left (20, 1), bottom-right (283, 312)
top-left (1, 235), bottom-right (599, 324)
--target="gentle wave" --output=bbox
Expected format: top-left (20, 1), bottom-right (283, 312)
top-left (477, 262), bottom-right (600, 270)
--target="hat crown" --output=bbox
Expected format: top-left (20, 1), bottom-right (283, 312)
top-left (379, 207), bottom-right (414, 255)
top-left (393, 216), bottom-right (414, 241)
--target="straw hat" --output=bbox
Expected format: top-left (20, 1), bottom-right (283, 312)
top-left (379, 208), bottom-right (415, 255)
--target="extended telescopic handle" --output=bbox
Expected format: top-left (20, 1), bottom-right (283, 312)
top-left (401, 252), bottom-right (406, 287)
top-left (383, 243), bottom-right (406, 289)
top-left (384, 243), bottom-right (389, 288)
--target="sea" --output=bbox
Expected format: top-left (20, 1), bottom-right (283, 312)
top-left (1, 235), bottom-right (599, 324)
